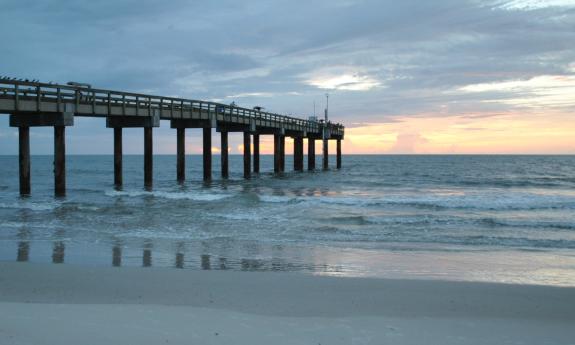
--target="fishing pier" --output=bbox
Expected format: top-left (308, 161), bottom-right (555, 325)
top-left (0, 79), bottom-right (345, 196)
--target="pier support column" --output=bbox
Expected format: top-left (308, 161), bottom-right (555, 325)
top-left (280, 135), bottom-right (285, 172)
top-left (177, 128), bottom-right (185, 183)
top-left (114, 128), bottom-right (122, 188)
top-left (11, 113), bottom-right (73, 197)
top-left (54, 126), bottom-right (66, 197)
top-left (107, 113), bottom-right (159, 190)
top-left (18, 127), bottom-right (30, 195)
top-left (144, 127), bottom-right (153, 189)
top-left (243, 132), bottom-right (251, 179)
top-left (294, 137), bottom-right (304, 171)
top-left (323, 138), bottom-right (329, 170)
top-left (253, 133), bottom-right (260, 174)
top-left (221, 131), bottom-right (229, 179)
top-left (337, 139), bottom-right (342, 169)
top-left (274, 134), bottom-right (281, 173)
top-left (203, 127), bottom-right (212, 181)
top-left (308, 138), bottom-right (315, 171)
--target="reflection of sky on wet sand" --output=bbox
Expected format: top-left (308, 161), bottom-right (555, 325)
top-left (2, 237), bottom-right (575, 287)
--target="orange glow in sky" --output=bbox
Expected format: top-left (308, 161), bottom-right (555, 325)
top-left (343, 110), bottom-right (575, 154)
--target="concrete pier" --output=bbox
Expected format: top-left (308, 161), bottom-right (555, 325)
top-left (308, 138), bottom-right (315, 171)
top-left (10, 112), bottom-right (73, 196)
top-left (221, 131), bottom-right (229, 179)
top-left (253, 133), bottom-right (260, 174)
top-left (0, 79), bottom-right (345, 195)
top-left (107, 114), bottom-right (159, 189)
top-left (280, 135), bottom-right (285, 172)
top-left (144, 127), bottom-right (153, 189)
top-left (54, 126), bottom-right (66, 197)
top-left (176, 128), bottom-right (185, 182)
top-left (113, 128), bottom-right (122, 188)
top-left (243, 132), bottom-right (251, 179)
top-left (337, 139), bottom-right (342, 169)
top-left (203, 128), bottom-right (212, 181)
top-left (18, 127), bottom-right (30, 195)
top-left (274, 134), bottom-right (281, 173)
top-left (294, 137), bottom-right (304, 171)
top-left (323, 138), bottom-right (329, 170)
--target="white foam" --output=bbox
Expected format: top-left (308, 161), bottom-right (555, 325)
top-left (296, 192), bottom-right (575, 210)
top-left (105, 190), bottom-right (232, 202)
top-left (0, 202), bottom-right (59, 211)
top-left (258, 195), bottom-right (295, 203)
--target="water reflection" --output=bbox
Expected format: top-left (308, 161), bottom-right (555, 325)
top-left (219, 257), bottom-right (228, 270)
top-left (51, 227), bottom-right (66, 264)
top-left (52, 241), bottom-right (65, 264)
top-left (17, 241), bottom-right (30, 262)
top-left (112, 244), bottom-right (122, 267)
top-left (11, 238), bottom-right (346, 276)
top-left (16, 227), bottom-right (30, 262)
top-left (175, 242), bottom-right (185, 269)
top-left (201, 254), bottom-right (211, 270)
top-left (16, 210), bottom-right (31, 262)
top-left (143, 241), bottom-right (152, 267)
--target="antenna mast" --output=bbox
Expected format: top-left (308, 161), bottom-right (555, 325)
top-left (325, 93), bottom-right (329, 123)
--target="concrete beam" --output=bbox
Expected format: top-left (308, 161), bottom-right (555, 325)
top-left (107, 114), bottom-right (159, 128)
top-left (256, 127), bottom-right (285, 135)
top-left (216, 123), bottom-right (250, 132)
top-left (286, 129), bottom-right (306, 138)
top-left (10, 112), bottom-right (74, 127)
top-left (171, 118), bottom-right (215, 129)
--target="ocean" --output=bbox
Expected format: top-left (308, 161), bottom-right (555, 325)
top-left (1, 155), bottom-right (574, 286)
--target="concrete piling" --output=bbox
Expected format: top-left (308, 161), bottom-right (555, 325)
top-left (221, 131), bottom-right (229, 179)
top-left (18, 126), bottom-right (30, 195)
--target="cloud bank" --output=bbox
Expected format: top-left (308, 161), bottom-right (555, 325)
top-left (1, 0), bottom-right (574, 153)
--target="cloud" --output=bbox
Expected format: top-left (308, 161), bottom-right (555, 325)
top-left (1, 0), bottom-right (574, 153)
top-left (388, 133), bottom-right (429, 154)
top-left (308, 74), bottom-right (380, 91)
top-left (458, 75), bottom-right (575, 108)
top-left (494, 0), bottom-right (575, 10)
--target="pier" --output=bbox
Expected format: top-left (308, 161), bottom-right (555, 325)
top-left (0, 79), bottom-right (345, 196)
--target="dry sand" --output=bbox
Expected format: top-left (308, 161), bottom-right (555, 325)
top-left (1, 262), bottom-right (574, 344)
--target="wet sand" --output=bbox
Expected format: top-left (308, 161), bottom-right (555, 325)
top-left (1, 262), bottom-right (574, 344)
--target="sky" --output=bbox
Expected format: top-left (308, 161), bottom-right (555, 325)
top-left (0, 0), bottom-right (574, 154)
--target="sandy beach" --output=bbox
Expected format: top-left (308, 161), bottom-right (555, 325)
top-left (1, 262), bottom-right (574, 345)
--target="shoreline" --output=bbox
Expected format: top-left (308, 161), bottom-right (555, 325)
top-left (1, 262), bottom-right (574, 344)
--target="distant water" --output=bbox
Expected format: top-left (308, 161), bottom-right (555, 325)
top-left (1, 155), bottom-right (575, 286)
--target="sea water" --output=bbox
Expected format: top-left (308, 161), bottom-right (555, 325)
top-left (1, 155), bottom-right (574, 286)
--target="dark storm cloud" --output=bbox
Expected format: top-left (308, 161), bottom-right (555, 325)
top-left (1, 0), bottom-right (574, 152)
